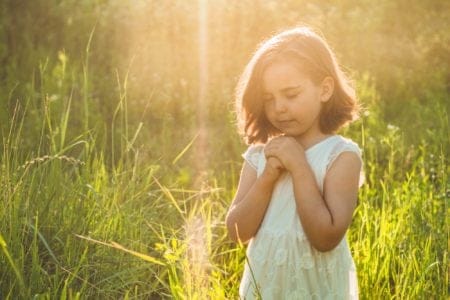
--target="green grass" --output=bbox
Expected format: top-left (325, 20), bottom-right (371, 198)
top-left (0, 1), bottom-right (448, 299)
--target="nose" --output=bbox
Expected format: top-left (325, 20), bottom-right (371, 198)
top-left (274, 99), bottom-right (287, 113)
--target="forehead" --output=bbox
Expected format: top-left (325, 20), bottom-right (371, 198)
top-left (261, 60), bottom-right (310, 92)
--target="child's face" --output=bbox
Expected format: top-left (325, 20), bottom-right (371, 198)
top-left (262, 60), bottom-right (329, 141)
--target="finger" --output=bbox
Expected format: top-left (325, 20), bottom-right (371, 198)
top-left (268, 139), bottom-right (277, 146)
top-left (266, 141), bottom-right (281, 151)
top-left (271, 157), bottom-right (285, 170)
top-left (264, 147), bottom-right (278, 158)
top-left (264, 150), bottom-right (275, 158)
top-left (264, 145), bottom-right (274, 156)
top-left (267, 137), bottom-right (281, 147)
top-left (267, 155), bottom-right (283, 167)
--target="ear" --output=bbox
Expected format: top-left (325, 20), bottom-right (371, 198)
top-left (320, 76), bottom-right (334, 102)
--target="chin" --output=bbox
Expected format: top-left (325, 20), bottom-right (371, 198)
top-left (283, 131), bottom-right (304, 137)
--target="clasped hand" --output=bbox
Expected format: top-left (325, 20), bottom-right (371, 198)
top-left (263, 136), bottom-right (306, 180)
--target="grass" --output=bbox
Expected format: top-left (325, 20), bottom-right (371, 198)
top-left (0, 58), bottom-right (447, 299)
top-left (0, 1), bottom-right (448, 299)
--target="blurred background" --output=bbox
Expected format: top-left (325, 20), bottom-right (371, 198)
top-left (0, 0), bottom-right (448, 298)
top-left (1, 0), bottom-right (448, 175)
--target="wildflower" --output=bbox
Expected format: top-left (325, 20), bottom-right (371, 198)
top-left (387, 124), bottom-right (399, 132)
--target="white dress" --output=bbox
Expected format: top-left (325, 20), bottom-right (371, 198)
top-left (239, 135), bottom-right (364, 300)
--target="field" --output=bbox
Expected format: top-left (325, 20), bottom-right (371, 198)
top-left (0, 1), bottom-right (448, 299)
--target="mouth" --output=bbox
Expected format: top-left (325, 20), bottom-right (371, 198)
top-left (277, 119), bottom-right (295, 125)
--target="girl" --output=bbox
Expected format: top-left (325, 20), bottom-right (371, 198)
top-left (226, 27), bottom-right (364, 299)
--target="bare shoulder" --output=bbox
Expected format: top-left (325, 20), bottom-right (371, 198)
top-left (328, 151), bottom-right (362, 175)
top-left (324, 150), bottom-right (362, 206)
top-left (326, 136), bottom-right (363, 179)
top-left (325, 151), bottom-right (362, 189)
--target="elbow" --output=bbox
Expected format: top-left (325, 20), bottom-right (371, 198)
top-left (310, 236), bottom-right (342, 253)
top-left (226, 224), bottom-right (238, 243)
top-left (227, 231), bottom-right (240, 244)
top-left (225, 213), bottom-right (249, 244)
top-left (307, 223), bottom-right (347, 252)
top-left (312, 242), bottom-right (338, 253)
top-left (225, 214), bottom-right (239, 243)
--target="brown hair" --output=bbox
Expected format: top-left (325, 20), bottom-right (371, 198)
top-left (235, 27), bottom-right (359, 144)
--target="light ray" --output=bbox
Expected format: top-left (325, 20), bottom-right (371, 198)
top-left (195, 0), bottom-right (209, 187)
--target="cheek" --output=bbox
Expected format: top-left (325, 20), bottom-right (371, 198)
top-left (263, 102), bottom-right (273, 116)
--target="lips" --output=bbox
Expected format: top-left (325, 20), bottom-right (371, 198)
top-left (277, 120), bottom-right (295, 125)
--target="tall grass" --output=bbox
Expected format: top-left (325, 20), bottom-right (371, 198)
top-left (0, 1), bottom-right (448, 299)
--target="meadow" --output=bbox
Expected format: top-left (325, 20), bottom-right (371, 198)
top-left (0, 1), bottom-right (448, 299)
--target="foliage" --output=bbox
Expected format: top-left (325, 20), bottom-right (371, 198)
top-left (0, 0), bottom-right (448, 298)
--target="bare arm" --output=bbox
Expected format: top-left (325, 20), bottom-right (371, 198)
top-left (225, 157), bottom-right (283, 243)
top-left (290, 152), bottom-right (361, 251)
top-left (264, 136), bottom-right (362, 252)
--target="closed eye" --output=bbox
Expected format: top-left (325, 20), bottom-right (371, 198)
top-left (284, 86), bottom-right (302, 99)
top-left (286, 93), bottom-right (299, 99)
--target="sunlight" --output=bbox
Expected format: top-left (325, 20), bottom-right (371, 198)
top-left (181, 2), bottom-right (211, 296)
top-left (2, 1), bottom-right (446, 298)
top-left (195, 0), bottom-right (209, 187)
top-left (184, 216), bottom-right (210, 297)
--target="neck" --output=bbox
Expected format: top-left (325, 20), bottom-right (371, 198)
top-left (294, 131), bottom-right (333, 150)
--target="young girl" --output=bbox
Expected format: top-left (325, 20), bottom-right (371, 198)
top-left (226, 27), bottom-right (364, 299)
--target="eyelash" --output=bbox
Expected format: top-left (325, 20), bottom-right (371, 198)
top-left (263, 92), bottom-right (299, 102)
